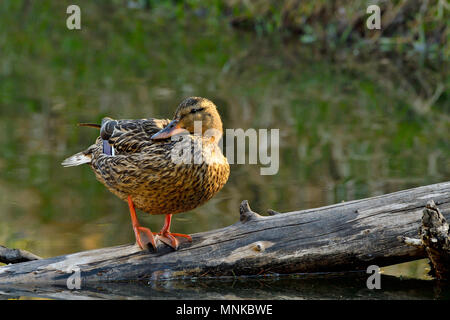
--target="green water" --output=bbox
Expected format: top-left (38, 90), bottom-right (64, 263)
top-left (0, 1), bottom-right (449, 299)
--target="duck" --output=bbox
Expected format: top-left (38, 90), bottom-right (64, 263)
top-left (62, 97), bottom-right (230, 250)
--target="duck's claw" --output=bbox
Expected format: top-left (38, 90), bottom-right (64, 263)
top-left (156, 214), bottom-right (193, 250)
top-left (128, 197), bottom-right (192, 251)
top-left (135, 226), bottom-right (157, 251)
top-left (157, 232), bottom-right (192, 250)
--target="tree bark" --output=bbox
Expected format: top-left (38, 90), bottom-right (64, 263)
top-left (0, 181), bottom-right (449, 285)
top-left (403, 200), bottom-right (450, 279)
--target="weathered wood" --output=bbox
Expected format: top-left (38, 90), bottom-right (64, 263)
top-left (403, 200), bottom-right (450, 279)
top-left (0, 181), bottom-right (449, 285)
top-left (0, 246), bottom-right (41, 264)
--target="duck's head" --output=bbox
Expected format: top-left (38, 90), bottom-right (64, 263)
top-left (151, 97), bottom-right (223, 141)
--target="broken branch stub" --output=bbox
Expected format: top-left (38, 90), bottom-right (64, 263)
top-left (0, 246), bottom-right (42, 264)
top-left (420, 200), bottom-right (450, 280)
top-left (239, 200), bottom-right (263, 222)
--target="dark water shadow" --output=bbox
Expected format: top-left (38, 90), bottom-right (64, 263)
top-left (1, 273), bottom-right (449, 300)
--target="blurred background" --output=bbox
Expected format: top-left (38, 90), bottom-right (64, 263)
top-left (0, 0), bottom-right (448, 285)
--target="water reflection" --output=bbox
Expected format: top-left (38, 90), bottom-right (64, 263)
top-left (2, 273), bottom-right (449, 300)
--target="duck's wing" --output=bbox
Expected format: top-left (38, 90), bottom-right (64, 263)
top-left (103, 118), bottom-right (171, 155)
top-left (89, 117), bottom-right (177, 193)
top-left (61, 117), bottom-right (171, 167)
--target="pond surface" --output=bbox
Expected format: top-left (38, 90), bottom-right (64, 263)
top-left (2, 272), bottom-right (450, 300)
top-left (0, 2), bottom-right (449, 299)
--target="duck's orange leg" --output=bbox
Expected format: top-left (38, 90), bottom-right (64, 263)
top-left (127, 196), bottom-right (157, 250)
top-left (157, 214), bottom-right (192, 250)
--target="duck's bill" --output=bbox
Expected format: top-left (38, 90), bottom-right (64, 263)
top-left (151, 119), bottom-right (185, 140)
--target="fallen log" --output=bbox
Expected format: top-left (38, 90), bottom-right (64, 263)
top-left (0, 181), bottom-right (449, 285)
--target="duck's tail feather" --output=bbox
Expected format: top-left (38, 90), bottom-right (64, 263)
top-left (61, 152), bottom-right (92, 167)
top-left (78, 123), bottom-right (101, 129)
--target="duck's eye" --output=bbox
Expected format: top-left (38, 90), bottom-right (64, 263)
top-left (190, 107), bottom-right (204, 114)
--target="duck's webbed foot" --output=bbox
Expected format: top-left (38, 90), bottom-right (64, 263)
top-left (135, 226), bottom-right (157, 250)
top-left (128, 196), bottom-right (157, 250)
top-left (157, 214), bottom-right (192, 250)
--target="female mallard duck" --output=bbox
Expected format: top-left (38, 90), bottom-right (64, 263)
top-left (62, 97), bottom-right (230, 250)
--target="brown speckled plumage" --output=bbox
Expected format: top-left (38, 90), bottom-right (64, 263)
top-left (63, 97), bottom-right (230, 217)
